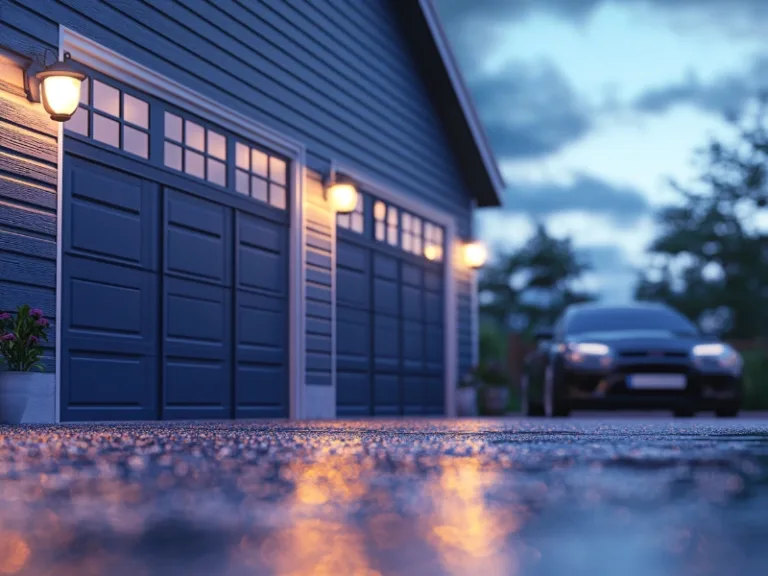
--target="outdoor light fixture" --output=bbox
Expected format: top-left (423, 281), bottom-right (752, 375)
top-left (24, 51), bottom-right (86, 122)
top-left (463, 240), bottom-right (488, 269)
top-left (324, 169), bottom-right (359, 214)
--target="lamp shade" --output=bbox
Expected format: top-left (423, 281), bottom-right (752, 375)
top-left (463, 241), bottom-right (488, 269)
top-left (328, 182), bottom-right (358, 214)
top-left (36, 53), bottom-right (86, 122)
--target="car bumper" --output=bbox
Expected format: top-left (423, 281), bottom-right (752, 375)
top-left (560, 363), bottom-right (742, 410)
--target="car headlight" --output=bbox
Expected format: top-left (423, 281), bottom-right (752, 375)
top-left (564, 342), bottom-right (614, 366)
top-left (691, 343), bottom-right (742, 373)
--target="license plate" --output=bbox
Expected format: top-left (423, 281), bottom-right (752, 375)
top-left (627, 374), bottom-right (686, 390)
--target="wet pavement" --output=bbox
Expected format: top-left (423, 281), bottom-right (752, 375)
top-left (1, 417), bottom-right (767, 576)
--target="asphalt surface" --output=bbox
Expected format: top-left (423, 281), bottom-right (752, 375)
top-left (1, 417), bottom-right (768, 576)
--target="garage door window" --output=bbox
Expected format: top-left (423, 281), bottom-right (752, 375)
top-left (234, 142), bottom-right (288, 210)
top-left (65, 77), bottom-right (150, 160)
top-left (164, 112), bottom-right (227, 187)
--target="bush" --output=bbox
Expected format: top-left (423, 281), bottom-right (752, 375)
top-left (0, 305), bottom-right (50, 372)
top-left (741, 349), bottom-right (768, 410)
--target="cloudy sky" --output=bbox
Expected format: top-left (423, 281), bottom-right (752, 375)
top-left (435, 0), bottom-right (768, 302)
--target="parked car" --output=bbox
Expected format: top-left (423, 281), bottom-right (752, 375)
top-left (520, 302), bottom-right (743, 418)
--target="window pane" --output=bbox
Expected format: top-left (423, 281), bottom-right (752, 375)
top-left (93, 113), bottom-right (119, 147)
top-left (66, 106), bottom-right (89, 136)
top-left (79, 78), bottom-right (90, 105)
top-left (414, 236), bottom-right (422, 257)
top-left (235, 169), bottom-right (249, 195)
top-left (387, 225), bottom-right (398, 246)
top-left (374, 201), bottom-right (386, 221)
top-left (375, 221), bottom-right (385, 241)
top-left (185, 120), bottom-right (205, 151)
top-left (165, 112), bottom-right (182, 142)
top-left (208, 131), bottom-right (227, 161)
top-left (123, 94), bottom-right (149, 129)
top-left (207, 158), bottom-right (226, 186)
top-left (164, 142), bottom-right (182, 171)
top-left (402, 213), bottom-right (411, 232)
top-left (337, 213), bottom-right (350, 229)
top-left (251, 149), bottom-right (268, 176)
top-left (93, 80), bottom-right (120, 116)
top-left (123, 125), bottom-right (148, 158)
top-left (269, 156), bottom-right (286, 185)
top-left (413, 217), bottom-right (422, 235)
top-left (269, 184), bottom-right (286, 209)
top-left (387, 206), bottom-right (398, 225)
top-left (251, 176), bottom-right (268, 202)
top-left (351, 212), bottom-right (364, 233)
top-left (403, 232), bottom-right (412, 252)
top-left (235, 142), bottom-right (250, 170)
top-left (184, 149), bottom-right (205, 179)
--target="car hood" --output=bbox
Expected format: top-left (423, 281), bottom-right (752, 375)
top-left (566, 329), bottom-right (703, 353)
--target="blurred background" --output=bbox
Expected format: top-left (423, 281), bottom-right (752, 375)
top-left (435, 0), bottom-right (768, 412)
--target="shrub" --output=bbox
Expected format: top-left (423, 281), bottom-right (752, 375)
top-left (0, 305), bottom-right (50, 372)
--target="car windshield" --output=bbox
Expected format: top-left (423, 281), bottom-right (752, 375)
top-left (566, 307), bottom-right (699, 337)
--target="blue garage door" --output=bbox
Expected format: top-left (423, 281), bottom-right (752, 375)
top-left (60, 75), bottom-right (290, 421)
top-left (336, 193), bottom-right (445, 416)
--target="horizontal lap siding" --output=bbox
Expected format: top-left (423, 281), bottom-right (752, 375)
top-left (0, 86), bottom-right (58, 371)
top-left (305, 172), bottom-right (333, 388)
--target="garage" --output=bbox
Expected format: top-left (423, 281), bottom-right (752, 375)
top-left (59, 74), bottom-right (291, 421)
top-left (336, 193), bottom-right (446, 416)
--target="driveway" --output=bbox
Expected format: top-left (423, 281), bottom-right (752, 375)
top-left (1, 418), bottom-right (767, 575)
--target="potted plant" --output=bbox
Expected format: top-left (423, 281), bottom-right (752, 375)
top-left (456, 370), bottom-right (479, 417)
top-left (478, 361), bottom-right (510, 416)
top-left (0, 305), bottom-right (52, 424)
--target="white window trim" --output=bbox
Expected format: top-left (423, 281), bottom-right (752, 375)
top-left (55, 27), bottom-right (307, 421)
top-left (331, 161), bottom-right (462, 417)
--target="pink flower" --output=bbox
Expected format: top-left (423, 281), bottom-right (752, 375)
top-left (0, 312), bottom-right (10, 321)
top-left (30, 308), bottom-right (44, 318)
top-left (36, 318), bottom-right (49, 327)
top-left (0, 333), bottom-right (15, 341)
top-left (27, 335), bottom-right (38, 345)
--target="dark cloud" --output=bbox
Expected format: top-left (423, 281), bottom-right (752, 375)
top-left (502, 174), bottom-right (650, 224)
top-left (634, 57), bottom-right (768, 118)
top-left (470, 62), bottom-right (592, 160)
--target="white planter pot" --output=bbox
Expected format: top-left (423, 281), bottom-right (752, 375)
top-left (0, 371), bottom-right (56, 424)
top-left (456, 387), bottom-right (478, 417)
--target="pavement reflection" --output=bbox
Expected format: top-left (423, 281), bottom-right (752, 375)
top-left (0, 418), bottom-right (767, 575)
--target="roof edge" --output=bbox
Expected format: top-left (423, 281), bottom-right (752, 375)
top-left (417, 0), bottom-right (506, 208)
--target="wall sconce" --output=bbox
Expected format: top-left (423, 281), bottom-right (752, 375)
top-left (25, 51), bottom-right (86, 122)
top-left (324, 169), bottom-right (359, 214)
top-left (462, 240), bottom-right (488, 269)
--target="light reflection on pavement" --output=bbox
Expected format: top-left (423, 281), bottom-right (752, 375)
top-left (1, 418), bottom-right (767, 575)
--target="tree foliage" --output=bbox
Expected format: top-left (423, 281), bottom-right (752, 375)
top-left (635, 99), bottom-right (768, 339)
top-left (479, 223), bottom-right (596, 338)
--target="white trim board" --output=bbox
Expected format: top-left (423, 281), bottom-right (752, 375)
top-left (418, 0), bottom-right (506, 202)
top-left (56, 27), bottom-right (306, 420)
top-left (332, 162), bottom-right (460, 417)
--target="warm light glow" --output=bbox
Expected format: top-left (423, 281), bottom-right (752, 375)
top-left (463, 241), bottom-right (488, 269)
top-left (41, 76), bottom-right (82, 121)
top-left (328, 183), bottom-right (358, 214)
top-left (424, 243), bottom-right (442, 261)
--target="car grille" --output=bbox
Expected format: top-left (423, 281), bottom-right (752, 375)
top-left (619, 351), bottom-right (689, 359)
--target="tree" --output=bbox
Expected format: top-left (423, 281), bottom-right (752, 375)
top-left (479, 223), bottom-right (596, 339)
top-left (636, 98), bottom-right (768, 339)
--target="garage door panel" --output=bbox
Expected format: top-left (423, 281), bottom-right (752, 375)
top-left (401, 263), bottom-right (422, 287)
top-left (66, 350), bottom-right (157, 409)
top-left (64, 256), bottom-right (157, 354)
top-left (337, 241), bottom-right (368, 272)
top-left (337, 268), bottom-right (370, 309)
top-left (424, 269), bottom-right (442, 292)
top-left (66, 160), bottom-right (158, 270)
top-left (165, 189), bottom-right (231, 285)
top-left (402, 321), bottom-right (424, 367)
top-left (236, 364), bottom-right (286, 410)
top-left (424, 377), bottom-right (444, 410)
top-left (373, 276), bottom-right (399, 316)
top-left (425, 292), bottom-right (443, 325)
top-left (373, 315), bottom-right (399, 371)
top-left (425, 327), bottom-right (444, 368)
top-left (238, 214), bottom-right (287, 294)
top-left (403, 375), bottom-right (425, 414)
top-left (374, 373), bottom-right (399, 413)
top-left (164, 357), bottom-right (231, 412)
top-left (236, 291), bottom-right (285, 364)
top-left (337, 307), bottom-right (370, 371)
top-left (337, 371), bottom-right (371, 412)
top-left (373, 252), bottom-right (398, 279)
top-left (401, 285), bottom-right (423, 321)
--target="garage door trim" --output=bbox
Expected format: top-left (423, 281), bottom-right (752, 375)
top-left (332, 161), bottom-right (459, 417)
top-left (54, 27), bottom-right (307, 421)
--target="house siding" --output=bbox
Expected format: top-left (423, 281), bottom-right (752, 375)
top-left (1, 0), bottom-right (478, 407)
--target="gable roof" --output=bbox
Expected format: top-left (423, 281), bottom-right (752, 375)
top-left (391, 0), bottom-right (505, 208)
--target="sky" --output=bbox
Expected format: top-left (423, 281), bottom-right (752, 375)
top-left (435, 0), bottom-right (768, 302)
